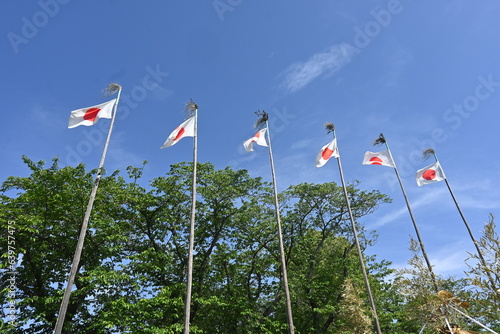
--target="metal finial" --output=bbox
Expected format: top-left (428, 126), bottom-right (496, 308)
top-left (102, 83), bottom-right (121, 97)
top-left (254, 110), bottom-right (268, 129)
top-left (422, 148), bottom-right (436, 160)
top-left (373, 133), bottom-right (386, 146)
top-left (324, 122), bottom-right (335, 133)
top-left (185, 99), bottom-right (198, 116)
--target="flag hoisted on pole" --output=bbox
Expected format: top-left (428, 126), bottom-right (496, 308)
top-left (161, 100), bottom-right (199, 334)
top-left (420, 149), bottom-right (500, 296)
top-left (362, 150), bottom-right (395, 167)
top-left (243, 128), bottom-right (268, 152)
top-left (55, 83), bottom-right (122, 334)
top-left (415, 160), bottom-right (445, 186)
top-left (315, 137), bottom-right (339, 167)
top-left (318, 123), bottom-right (382, 334)
top-left (367, 134), bottom-right (440, 293)
top-left (160, 115), bottom-right (196, 149)
top-left (67, 98), bottom-right (116, 128)
top-left (243, 110), bottom-right (295, 334)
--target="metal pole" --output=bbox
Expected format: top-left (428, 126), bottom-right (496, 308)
top-left (55, 87), bottom-right (122, 334)
top-left (334, 130), bottom-right (382, 334)
top-left (444, 318), bottom-right (454, 333)
top-left (425, 149), bottom-right (499, 295)
top-left (183, 108), bottom-right (198, 334)
top-left (439, 164), bottom-right (500, 295)
top-left (382, 136), bottom-right (439, 293)
top-left (449, 305), bottom-right (499, 334)
top-left (265, 120), bottom-right (295, 334)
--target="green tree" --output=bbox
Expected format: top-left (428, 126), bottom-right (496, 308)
top-left (1, 157), bottom-right (400, 333)
top-left (0, 156), bottom-right (133, 333)
top-left (464, 214), bottom-right (500, 332)
top-left (337, 278), bottom-right (373, 334)
top-left (95, 162), bottom-right (285, 333)
top-left (392, 237), bottom-right (489, 334)
top-left (279, 182), bottom-right (391, 334)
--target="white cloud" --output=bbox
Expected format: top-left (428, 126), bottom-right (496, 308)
top-left (389, 243), bottom-right (471, 278)
top-left (280, 43), bottom-right (356, 94)
top-left (430, 243), bottom-right (471, 276)
top-left (446, 179), bottom-right (500, 210)
top-left (369, 188), bottom-right (448, 228)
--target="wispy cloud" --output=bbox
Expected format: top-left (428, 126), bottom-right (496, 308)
top-left (447, 178), bottom-right (500, 210)
top-left (430, 241), bottom-right (472, 276)
top-left (389, 241), bottom-right (472, 277)
top-left (368, 188), bottom-right (448, 228)
top-left (280, 43), bottom-right (356, 94)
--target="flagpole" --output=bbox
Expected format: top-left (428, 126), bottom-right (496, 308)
top-left (424, 149), bottom-right (500, 295)
top-left (183, 101), bottom-right (198, 334)
top-left (256, 111), bottom-right (295, 334)
top-left (376, 134), bottom-right (440, 293)
top-left (54, 84), bottom-right (122, 334)
top-left (448, 305), bottom-right (499, 334)
top-left (329, 125), bottom-right (382, 334)
top-left (444, 178), bottom-right (500, 291)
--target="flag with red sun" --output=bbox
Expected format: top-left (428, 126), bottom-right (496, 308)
top-left (362, 150), bottom-right (395, 167)
top-left (243, 128), bottom-right (268, 152)
top-left (68, 99), bottom-right (116, 128)
top-left (416, 161), bottom-right (446, 186)
top-left (161, 116), bottom-right (196, 148)
top-left (315, 138), bottom-right (340, 167)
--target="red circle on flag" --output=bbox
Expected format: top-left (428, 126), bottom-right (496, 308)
top-left (83, 108), bottom-right (101, 122)
top-left (369, 157), bottom-right (383, 165)
top-left (322, 148), bottom-right (334, 160)
top-left (422, 169), bottom-right (436, 180)
top-left (174, 128), bottom-right (185, 141)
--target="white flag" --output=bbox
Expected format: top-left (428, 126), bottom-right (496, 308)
top-left (68, 99), bottom-right (116, 128)
top-left (362, 150), bottom-right (395, 167)
top-left (161, 116), bottom-right (196, 148)
top-left (416, 161), bottom-right (446, 186)
top-left (315, 138), bottom-right (340, 167)
top-left (243, 129), bottom-right (268, 152)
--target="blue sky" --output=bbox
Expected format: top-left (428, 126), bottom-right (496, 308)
top-left (2, 0), bottom-right (500, 279)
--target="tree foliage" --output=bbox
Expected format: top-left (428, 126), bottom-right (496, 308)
top-left (393, 232), bottom-right (499, 334)
top-left (2, 156), bottom-right (494, 333)
top-left (464, 214), bottom-right (500, 331)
